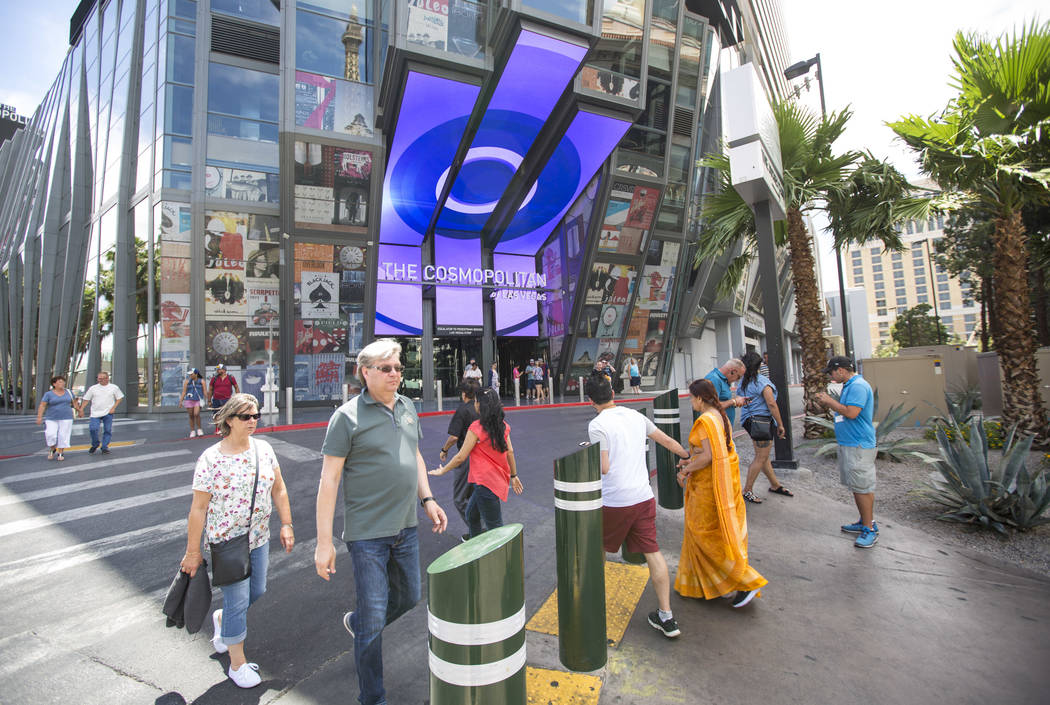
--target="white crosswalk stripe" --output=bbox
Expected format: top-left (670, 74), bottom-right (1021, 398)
top-left (0, 449), bottom-right (190, 484)
top-left (0, 463), bottom-right (195, 507)
top-left (0, 486), bottom-right (188, 538)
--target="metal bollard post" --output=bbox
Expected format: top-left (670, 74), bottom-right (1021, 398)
top-left (427, 524), bottom-right (527, 705)
top-left (513, 377), bottom-right (520, 406)
top-left (554, 443), bottom-right (606, 671)
top-left (652, 389), bottom-right (683, 509)
top-left (285, 387), bottom-right (293, 426)
top-left (548, 375), bottom-right (555, 404)
top-left (578, 376), bottom-right (585, 403)
top-left (436, 379), bottom-right (443, 412)
top-left (342, 383), bottom-right (349, 404)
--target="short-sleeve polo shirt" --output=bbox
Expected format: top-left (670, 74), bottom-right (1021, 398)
top-left (834, 374), bottom-right (876, 449)
top-left (321, 390), bottom-right (423, 541)
top-left (704, 368), bottom-right (736, 425)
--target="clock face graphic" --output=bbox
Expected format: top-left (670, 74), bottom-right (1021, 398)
top-left (206, 322), bottom-right (248, 366)
top-left (339, 246), bottom-right (365, 270)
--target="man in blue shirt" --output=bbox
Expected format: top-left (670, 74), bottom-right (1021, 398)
top-left (703, 359), bottom-right (746, 425)
top-left (815, 356), bottom-right (879, 548)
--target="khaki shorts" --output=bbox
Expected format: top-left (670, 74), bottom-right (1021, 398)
top-left (838, 445), bottom-right (877, 494)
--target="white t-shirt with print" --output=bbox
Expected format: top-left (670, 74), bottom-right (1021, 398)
top-left (192, 438), bottom-right (279, 550)
top-left (82, 383), bottom-right (125, 418)
top-left (587, 406), bottom-right (657, 507)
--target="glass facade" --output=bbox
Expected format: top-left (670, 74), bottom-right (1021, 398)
top-left (0, 0), bottom-right (788, 411)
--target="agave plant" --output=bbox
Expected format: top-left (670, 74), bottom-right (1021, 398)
top-left (803, 389), bottom-right (925, 462)
top-left (919, 419), bottom-right (1050, 534)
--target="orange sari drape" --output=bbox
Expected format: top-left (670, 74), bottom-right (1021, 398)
top-left (674, 409), bottom-right (767, 599)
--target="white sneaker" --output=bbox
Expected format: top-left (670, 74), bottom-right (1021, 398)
top-left (211, 610), bottom-right (228, 653)
top-left (228, 662), bottom-right (261, 688)
top-left (195, 429), bottom-right (203, 437)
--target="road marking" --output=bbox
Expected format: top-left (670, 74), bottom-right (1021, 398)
top-left (0, 449), bottom-right (191, 484)
top-left (0, 487), bottom-right (187, 538)
top-left (526, 561), bottom-right (650, 647)
top-left (0, 520), bottom-right (183, 589)
top-left (62, 440), bottom-right (138, 451)
top-left (0, 463), bottom-right (195, 507)
top-left (526, 666), bottom-right (602, 705)
top-left (266, 437), bottom-right (323, 463)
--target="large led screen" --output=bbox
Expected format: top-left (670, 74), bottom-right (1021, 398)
top-left (493, 253), bottom-right (540, 336)
top-left (495, 109), bottom-right (632, 255)
top-left (380, 72), bottom-right (480, 245)
top-left (432, 30), bottom-right (588, 238)
top-left (375, 244), bottom-right (423, 335)
top-left (435, 234), bottom-right (483, 333)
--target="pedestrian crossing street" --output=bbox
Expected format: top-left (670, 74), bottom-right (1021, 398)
top-left (0, 436), bottom-right (327, 697)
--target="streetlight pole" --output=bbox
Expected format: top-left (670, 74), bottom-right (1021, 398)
top-left (924, 238), bottom-right (944, 344)
top-left (784, 54), bottom-right (853, 361)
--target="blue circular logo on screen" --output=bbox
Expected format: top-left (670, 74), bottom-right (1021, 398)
top-left (388, 110), bottom-right (581, 241)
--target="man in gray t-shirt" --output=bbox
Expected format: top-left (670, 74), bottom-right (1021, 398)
top-left (315, 339), bottom-right (447, 705)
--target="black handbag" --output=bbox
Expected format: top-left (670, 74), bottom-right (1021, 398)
top-left (210, 441), bottom-right (260, 587)
top-left (747, 415), bottom-right (774, 441)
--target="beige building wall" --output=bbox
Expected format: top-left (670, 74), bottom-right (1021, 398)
top-left (844, 193), bottom-right (980, 351)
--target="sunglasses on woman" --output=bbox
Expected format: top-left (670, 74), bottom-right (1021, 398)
top-left (235, 412), bottom-right (262, 421)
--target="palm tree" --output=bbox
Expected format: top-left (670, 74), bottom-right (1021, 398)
top-left (697, 101), bottom-right (929, 438)
top-left (888, 21), bottom-right (1050, 442)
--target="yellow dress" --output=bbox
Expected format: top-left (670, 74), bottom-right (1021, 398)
top-left (674, 409), bottom-right (767, 599)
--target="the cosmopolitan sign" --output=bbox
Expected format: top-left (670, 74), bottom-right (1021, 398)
top-left (378, 262), bottom-right (549, 300)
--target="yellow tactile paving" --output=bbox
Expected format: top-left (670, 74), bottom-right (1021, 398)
top-left (65, 440), bottom-right (137, 451)
top-left (526, 561), bottom-right (651, 647)
top-left (526, 666), bottom-right (602, 705)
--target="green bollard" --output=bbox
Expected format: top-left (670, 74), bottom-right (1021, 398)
top-left (554, 443), bottom-right (607, 672)
top-left (653, 389), bottom-right (684, 509)
top-left (427, 524), bottom-right (527, 705)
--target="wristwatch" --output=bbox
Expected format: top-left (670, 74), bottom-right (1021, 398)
top-left (420, 496), bottom-right (436, 507)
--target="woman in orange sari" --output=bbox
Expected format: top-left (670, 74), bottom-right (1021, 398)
top-left (675, 378), bottom-right (767, 607)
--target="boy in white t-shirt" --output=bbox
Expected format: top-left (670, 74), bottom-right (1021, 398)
top-left (585, 373), bottom-right (689, 638)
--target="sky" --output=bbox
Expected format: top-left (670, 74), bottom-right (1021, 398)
top-left (0, 0), bottom-right (1044, 291)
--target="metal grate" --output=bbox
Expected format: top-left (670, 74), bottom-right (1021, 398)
top-left (211, 15), bottom-right (280, 64)
top-left (673, 107), bottom-right (694, 139)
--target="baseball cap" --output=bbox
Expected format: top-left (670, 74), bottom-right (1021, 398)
top-left (188, 368), bottom-right (201, 377)
top-left (824, 356), bottom-right (855, 374)
top-left (215, 363), bottom-right (227, 370)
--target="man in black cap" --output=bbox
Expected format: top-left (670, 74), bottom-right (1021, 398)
top-left (815, 357), bottom-right (879, 548)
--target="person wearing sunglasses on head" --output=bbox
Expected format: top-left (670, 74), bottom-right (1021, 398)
top-left (314, 339), bottom-right (448, 705)
top-left (180, 393), bottom-right (294, 688)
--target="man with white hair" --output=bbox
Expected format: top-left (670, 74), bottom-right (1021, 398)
top-left (314, 339), bottom-right (448, 705)
top-left (80, 371), bottom-right (124, 454)
top-left (704, 358), bottom-right (747, 426)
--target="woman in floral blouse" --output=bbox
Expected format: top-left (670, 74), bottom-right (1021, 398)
top-left (180, 393), bottom-right (294, 689)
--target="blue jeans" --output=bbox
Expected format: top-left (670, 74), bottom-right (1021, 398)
top-left (88, 414), bottom-right (113, 450)
top-left (346, 527), bottom-right (421, 705)
top-left (219, 543), bottom-right (269, 644)
top-left (466, 484), bottom-right (503, 538)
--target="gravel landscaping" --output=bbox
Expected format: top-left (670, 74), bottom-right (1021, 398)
top-left (735, 419), bottom-right (1050, 578)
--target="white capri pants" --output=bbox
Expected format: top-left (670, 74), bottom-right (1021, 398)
top-left (44, 419), bottom-right (74, 449)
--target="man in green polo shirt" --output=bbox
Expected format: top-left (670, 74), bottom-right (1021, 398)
top-left (315, 338), bottom-right (448, 705)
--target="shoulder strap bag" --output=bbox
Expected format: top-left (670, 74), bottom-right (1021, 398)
top-left (210, 440), bottom-right (260, 587)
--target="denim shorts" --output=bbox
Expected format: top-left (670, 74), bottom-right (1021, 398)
top-left (838, 445), bottom-right (877, 494)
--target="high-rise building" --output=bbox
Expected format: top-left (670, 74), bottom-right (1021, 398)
top-left (844, 179), bottom-right (980, 351)
top-left (0, 0), bottom-right (797, 411)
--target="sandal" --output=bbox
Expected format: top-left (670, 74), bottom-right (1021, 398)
top-left (47, 448), bottom-right (55, 460)
top-left (56, 454), bottom-right (65, 461)
top-left (742, 490), bottom-right (763, 504)
top-left (769, 486), bottom-right (794, 497)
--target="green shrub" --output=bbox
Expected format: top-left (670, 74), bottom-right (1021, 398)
top-left (923, 420), bottom-right (1003, 449)
top-left (919, 419), bottom-right (1050, 535)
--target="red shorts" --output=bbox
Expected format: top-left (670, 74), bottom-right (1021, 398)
top-left (602, 498), bottom-right (658, 554)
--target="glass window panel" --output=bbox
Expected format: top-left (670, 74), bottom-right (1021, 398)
top-left (521, 0), bottom-right (590, 24)
top-left (213, 0), bottom-right (280, 24)
top-left (208, 63), bottom-right (279, 122)
top-left (165, 84), bottom-right (193, 135)
top-left (168, 33), bottom-right (195, 84)
top-left (298, 0), bottom-right (373, 21)
top-left (204, 165), bottom-right (279, 203)
top-left (164, 135), bottom-right (193, 167)
top-left (208, 114), bottom-right (279, 143)
top-left (172, 0), bottom-right (196, 19)
top-left (294, 71), bottom-right (375, 136)
top-left (293, 142), bottom-right (372, 227)
top-left (163, 168), bottom-right (193, 190)
top-left (296, 9), bottom-right (375, 83)
top-left (136, 144), bottom-right (153, 192)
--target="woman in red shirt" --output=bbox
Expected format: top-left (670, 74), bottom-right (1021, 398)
top-left (430, 388), bottom-right (523, 537)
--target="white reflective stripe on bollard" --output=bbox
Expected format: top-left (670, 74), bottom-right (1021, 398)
top-left (554, 497), bottom-right (604, 511)
top-left (427, 605), bottom-right (526, 646)
top-left (553, 479), bottom-right (603, 493)
top-left (429, 643), bottom-right (527, 687)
